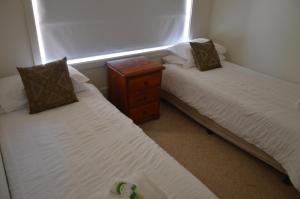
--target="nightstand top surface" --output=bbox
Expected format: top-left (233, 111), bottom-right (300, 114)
top-left (107, 56), bottom-right (163, 77)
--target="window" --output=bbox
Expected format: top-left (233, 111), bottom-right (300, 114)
top-left (31, 0), bottom-right (193, 64)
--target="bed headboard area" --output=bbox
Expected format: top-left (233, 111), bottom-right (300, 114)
top-left (0, 151), bottom-right (10, 199)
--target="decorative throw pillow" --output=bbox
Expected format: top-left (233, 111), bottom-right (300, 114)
top-left (190, 41), bottom-right (222, 71)
top-left (17, 57), bottom-right (78, 114)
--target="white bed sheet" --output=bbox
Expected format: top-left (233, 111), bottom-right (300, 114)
top-left (0, 84), bottom-right (217, 199)
top-left (162, 62), bottom-right (300, 191)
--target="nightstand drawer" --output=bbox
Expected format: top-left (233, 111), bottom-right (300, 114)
top-left (128, 87), bottom-right (160, 108)
top-left (128, 72), bottom-right (161, 94)
top-left (129, 102), bottom-right (160, 124)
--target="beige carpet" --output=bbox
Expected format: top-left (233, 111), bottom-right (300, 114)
top-left (140, 101), bottom-right (300, 199)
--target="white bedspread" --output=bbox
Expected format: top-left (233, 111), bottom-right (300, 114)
top-left (0, 84), bottom-right (217, 199)
top-left (162, 62), bottom-right (300, 191)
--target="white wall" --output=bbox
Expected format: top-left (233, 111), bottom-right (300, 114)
top-left (209, 0), bottom-right (300, 85)
top-left (0, 0), bottom-right (213, 90)
top-left (191, 0), bottom-right (213, 38)
top-left (0, 0), bottom-right (34, 77)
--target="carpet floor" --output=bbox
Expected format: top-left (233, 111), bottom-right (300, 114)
top-left (140, 101), bottom-right (300, 199)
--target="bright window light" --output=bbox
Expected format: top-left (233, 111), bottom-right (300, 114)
top-left (68, 45), bottom-right (172, 65)
top-left (183, 0), bottom-right (193, 42)
top-left (32, 0), bottom-right (193, 65)
top-left (32, 0), bottom-right (47, 64)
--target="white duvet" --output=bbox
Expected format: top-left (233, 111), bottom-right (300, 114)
top-left (162, 62), bottom-right (300, 191)
top-left (0, 84), bottom-right (217, 199)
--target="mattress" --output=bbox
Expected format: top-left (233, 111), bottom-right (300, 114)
top-left (0, 84), bottom-right (217, 199)
top-left (162, 62), bottom-right (300, 191)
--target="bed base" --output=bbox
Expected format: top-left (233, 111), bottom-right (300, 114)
top-left (161, 90), bottom-right (286, 175)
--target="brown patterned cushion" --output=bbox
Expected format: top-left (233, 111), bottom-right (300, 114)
top-left (17, 57), bottom-right (78, 114)
top-left (190, 41), bottom-right (222, 71)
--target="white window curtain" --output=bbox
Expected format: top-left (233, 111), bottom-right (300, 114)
top-left (34, 0), bottom-right (188, 63)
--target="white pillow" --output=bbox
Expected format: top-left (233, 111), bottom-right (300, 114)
top-left (0, 75), bottom-right (27, 113)
top-left (68, 66), bottom-right (90, 83)
top-left (72, 81), bottom-right (90, 93)
top-left (162, 55), bottom-right (195, 69)
top-left (0, 67), bottom-right (90, 113)
top-left (169, 42), bottom-right (194, 64)
top-left (68, 66), bottom-right (90, 92)
top-left (163, 54), bottom-right (227, 69)
top-left (169, 38), bottom-right (227, 64)
top-left (219, 54), bottom-right (226, 61)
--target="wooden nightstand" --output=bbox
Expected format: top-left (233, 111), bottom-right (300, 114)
top-left (107, 56), bottom-right (164, 124)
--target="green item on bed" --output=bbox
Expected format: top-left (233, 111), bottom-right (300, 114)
top-left (111, 181), bottom-right (143, 199)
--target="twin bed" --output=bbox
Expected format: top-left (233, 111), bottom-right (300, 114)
top-left (161, 60), bottom-right (300, 192)
top-left (0, 84), bottom-right (217, 199)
